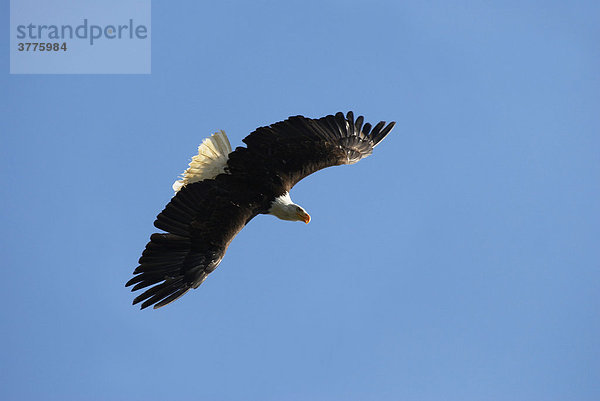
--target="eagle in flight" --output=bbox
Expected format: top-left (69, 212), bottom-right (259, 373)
top-left (126, 112), bottom-right (395, 309)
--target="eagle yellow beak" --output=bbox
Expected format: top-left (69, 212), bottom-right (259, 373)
top-left (298, 211), bottom-right (311, 224)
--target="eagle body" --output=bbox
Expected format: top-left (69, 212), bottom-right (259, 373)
top-left (127, 112), bottom-right (395, 309)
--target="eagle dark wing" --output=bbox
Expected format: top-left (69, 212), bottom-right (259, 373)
top-left (239, 111), bottom-right (395, 191)
top-left (126, 176), bottom-right (258, 309)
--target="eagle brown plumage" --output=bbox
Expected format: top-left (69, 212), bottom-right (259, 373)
top-left (126, 111), bottom-right (395, 309)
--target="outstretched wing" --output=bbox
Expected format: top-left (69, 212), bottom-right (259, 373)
top-left (238, 111), bottom-right (395, 191)
top-left (126, 177), bottom-right (257, 309)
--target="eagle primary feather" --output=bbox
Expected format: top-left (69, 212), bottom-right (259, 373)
top-left (127, 111), bottom-right (395, 309)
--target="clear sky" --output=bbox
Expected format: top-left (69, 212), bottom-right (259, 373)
top-left (2, 1), bottom-right (599, 400)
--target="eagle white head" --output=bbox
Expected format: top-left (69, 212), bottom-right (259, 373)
top-left (268, 193), bottom-right (311, 224)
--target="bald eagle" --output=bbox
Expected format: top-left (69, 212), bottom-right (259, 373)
top-left (126, 112), bottom-right (395, 309)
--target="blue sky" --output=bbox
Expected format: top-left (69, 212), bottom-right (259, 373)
top-left (2, 1), bottom-right (599, 400)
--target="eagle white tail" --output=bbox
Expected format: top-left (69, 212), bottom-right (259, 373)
top-left (172, 130), bottom-right (232, 193)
